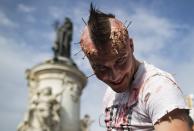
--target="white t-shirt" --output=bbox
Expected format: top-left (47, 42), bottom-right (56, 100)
top-left (102, 61), bottom-right (188, 131)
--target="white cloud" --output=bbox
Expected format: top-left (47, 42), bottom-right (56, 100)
top-left (174, 59), bottom-right (194, 95)
top-left (180, 28), bottom-right (194, 55)
top-left (18, 4), bottom-right (35, 13)
top-left (48, 6), bottom-right (65, 19)
top-left (0, 36), bottom-right (51, 95)
top-left (26, 15), bottom-right (36, 23)
top-left (17, 4), bottom-right (36, 23)
top-left (169, 28), bottom-right (194, 95)
top-left (107, 7), bottom-right (178, 56)
top-left (129, 8), bottom-right (176, 54)
top-left (42, 31), bottom-right (56, 42)
top-left (0, 11), bottom-right (17, 28)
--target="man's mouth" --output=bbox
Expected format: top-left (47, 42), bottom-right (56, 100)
top-left (110, 75), bottom-right (126, 85)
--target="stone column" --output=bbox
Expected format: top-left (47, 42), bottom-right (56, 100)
top-left (25, 57), bottom-right (87, 131)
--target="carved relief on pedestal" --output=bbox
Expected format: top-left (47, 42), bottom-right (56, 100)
top-left (17, 87), bottom-right (62, 131)
top-left (64, 78), bottom-right (82, 103)
top-left (70, 83), bottom-right (81, 103)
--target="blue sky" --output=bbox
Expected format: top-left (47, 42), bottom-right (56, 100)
top-left (0, 0), bottom-right (194, 131)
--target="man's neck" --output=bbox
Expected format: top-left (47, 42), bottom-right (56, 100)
top-left (131, 58), bottom-right (141, 82)
top-left (127, 57), bottom-right (141, 91)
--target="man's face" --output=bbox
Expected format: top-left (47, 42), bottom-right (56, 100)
top-left (89, 39), bottom-right (135, 93)
top-left (81, 19), bottom-right (136, 93)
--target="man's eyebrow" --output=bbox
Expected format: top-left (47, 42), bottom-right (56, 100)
top-left (92, 64), bottom-right (108, 69)
top-left (92, 64), bottom-right (103, 67)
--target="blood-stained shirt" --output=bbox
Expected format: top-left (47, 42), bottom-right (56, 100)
top-left (102, 61), bottom-right (188, 131)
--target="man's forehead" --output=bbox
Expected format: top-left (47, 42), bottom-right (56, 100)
top-left (89, 48), bottom-right (129, 67)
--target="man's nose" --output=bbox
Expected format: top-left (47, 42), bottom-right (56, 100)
top-left (109, 69), bottom-right (121, 82)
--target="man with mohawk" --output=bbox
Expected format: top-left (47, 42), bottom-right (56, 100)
top-left (80, 4), bottom-right (192, 131)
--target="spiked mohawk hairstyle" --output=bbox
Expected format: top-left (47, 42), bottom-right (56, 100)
top-left (87, 3), bottom-right (115, 46)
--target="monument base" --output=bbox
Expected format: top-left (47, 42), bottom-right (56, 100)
top-left (18, 57), bottom-right (87, 131)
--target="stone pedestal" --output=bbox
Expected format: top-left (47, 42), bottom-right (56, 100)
top-left (24, 57), bottom-right (87, 131)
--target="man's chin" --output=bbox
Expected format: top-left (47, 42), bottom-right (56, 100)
top-left (109, 83), bottom-right (128, 93)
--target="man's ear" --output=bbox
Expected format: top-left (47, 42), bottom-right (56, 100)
top-left (129, 38), bottom-right (134, 52)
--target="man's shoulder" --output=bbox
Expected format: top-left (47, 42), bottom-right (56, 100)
top-left (141, 61), bottom-right (176, 86)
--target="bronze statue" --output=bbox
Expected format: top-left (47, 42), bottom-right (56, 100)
top-left (53, 17), bottom-right (73, 60)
